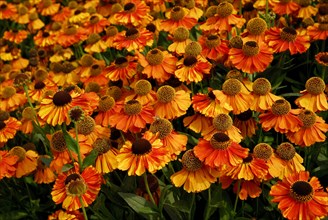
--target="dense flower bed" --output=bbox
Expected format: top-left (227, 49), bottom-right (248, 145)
top-left (0, 0), bottom-right (328, 219)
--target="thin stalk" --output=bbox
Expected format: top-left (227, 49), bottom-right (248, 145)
top-left (233, 180), bottom-right (241, 214)
top-left (204, 187), bottom-right (211, 220)
top-left (62, 124), bottom-right (75, 163)
top-left (23, 85), bottom-right (41, 128)
top-left (119, 130), bottom-right (126, 143)
top-left (73, 122), bottom-right (83, 169)
top-left (79, 196), bottom-right (88, 220)
top-left (322, 66), bottom-right (327, 81)
top-left (143, 173), bottom-right (156, 206)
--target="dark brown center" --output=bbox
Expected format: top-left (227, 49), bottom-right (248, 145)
top-left (131, 139), bottom-right (152, 155)
top-left (52, 91), bottom-right (72, 106)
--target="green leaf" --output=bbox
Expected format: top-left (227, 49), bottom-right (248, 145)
top-left (163, 204), bottom-right (184, 220)
top-left (312, 164), bottom-right (328, 178)
top-left (61, 163), bottom-right (74, 172)
top-left (61, 127), bottom-right (79, 154)
top-left (0, 212), bottom-right (28, 220)
top-left (82, 149), bottom-right (98, 169)
top-left (40, 156), bottom-right (52, 167)
top-left (118, 192), bottom-right (160, 219)
top-left (159, 185), bottom-right (173, 211)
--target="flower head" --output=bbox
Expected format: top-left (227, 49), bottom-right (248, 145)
top-left (51, 163), bottom-right (102, 211)
top-left (270, 171), bottom-right (328, 220)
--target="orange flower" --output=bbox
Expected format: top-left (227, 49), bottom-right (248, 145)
top-left (0, 86), bottom-right (27, 111)
top-left (49, 46), bottom-right (74, 63)
top-left (201, 113), bottom-right (243, 143)
top-left (72, 116), bottom-right (110, 145)
top-left (183, 113), bottom-right (212, 133)
top-left (200, 2), bottom-right (245, 33)
top-left (84, 33), bottom-right (108, 54)
top-left (295, 77), bottom-right (328, 112)
top-left (296, 1), bottom-right (318, 18)
top-left (37, 0), bottom-right (60, 16)
top-left (233, 109), bottom-right (258, 138)
top-left (161, 6), bottom-right (198, 33)
top-left (48, 209), bottom-right (83, 220)
top-left (57, 25), bottom-right (88, 48)
top-left (28, 10), bottom-right (45, 32)
top-left (272, 142), bottom-right (305, 179)
top-left (38, 90), bottom-right (92, 126)
top-left (229, 41), bottom-right (274, 74)
top-left (198, 34), bottom-right (229, 61)
top-left (3, 30), bottom-right (29, 44)
top-left (307, 23), bottom-right (328, 40)
top-left (80, 62), bottom-right (108, 86)
top-left (168, 26), bottom-right (192, 55)
top-left (0, 117), bottom-right (21, 144)
top-left (241, 17), bottom-right (268, 44)
top-left (252, 143), bottom-right (284, 180)
top-left (213, 79), bottom-right (254, 114)
top-left (170, 149), bottom-right (220, 193)
top-left (265, 27), bottom-right (310, 55)
top-left (9, 146), bottom-right (38, 178)
top-left (33, 30), bottom-right (57, 48)
top-left (0, 150), bottom-right (18, 180)
top-left (225, 154), bottom-right (268, 180)
top-left (259, 99), bottom-right (302, 133)
top-left (250, 78), bottom-right (281, 112)
top-left (0, 1), bottom-right (17, 20)
top-left (113, 27), bottom-right (153, 52)
top-left (116, 131), bottom-right (170, 176)
top-left (34, 155), bottom-right (56, 184)
top-left (192, 88), bottom-right (232, 117)
top-left (94, 95), bottom-right (119, 127)
top-left (137, 49), bottom-right (177, 83)
top-left (194, 133), bottom-right (249, 169)
top-left (113, 0), bottom-right (153, 27)
top-left (83, 14), bottom-right (110, 35)
top-left (149, 117), bottom-right (187, 159)
top-left (13, 4), bottom-right (30, 24)
top-left (49, 130), bottom-right (77, 174)
top-left (51, 163), bottom-right (102, 211)
top-left (315, 52), bottom-right (328, 66)
top-left (28, 78), bottom-right (58, 103)
top-left (93, 138), bottom-right (118, 174)
top-left (286, 110), bottom-right (328, 147)
top-left (125, 79), bottom-right (157, 105)
top-left (109, 100), bottom-right (154, 133)
top-left (154, 85), bottom-right (191, 120)
top-left (51, 7), bottom-right (72, 22)
top-left (221, 176), bottom-right (262, 200)
top-left (175, 55), bottom-right (212, 84)
top-left (270, 171), bottom-right (328, 220)
top-left (105, 56), bottom-right (137, 85)
top-left (270, 0), bottom-right (300, 15)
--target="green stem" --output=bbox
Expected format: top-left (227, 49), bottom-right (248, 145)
top-left (79, 196), bottom-right (88, 220)
top-left (189, 193), bottom-right (196, 220)
top-left (73, 122), bottom-right (83, 170)
top-left (322, 66), bottom-right (327, 82)
top-left (119, 130), bottom-right (126, 143)
top-left (62, 124), bottom-right (75, 163)
top-left (143, 173), bottom-right (156, 206)
top-left (23, 85), bottom-right (41, 128)
top-left (233, 180), bottom-right (241, 214)
top-left (265, 0), bottom-right (269, 26)
top-left (204, 187), bottom-right (211, 220)
top-left (113, 171), bottom-right (123, 185)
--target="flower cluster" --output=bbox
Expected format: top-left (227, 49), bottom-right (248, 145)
top-left (0, 0), bottom-right (328, 219)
